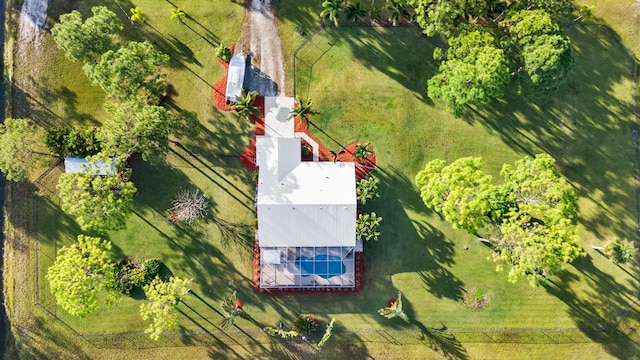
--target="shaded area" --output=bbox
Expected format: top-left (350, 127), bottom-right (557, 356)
top-left (544, 254), bottom-right (640, 358)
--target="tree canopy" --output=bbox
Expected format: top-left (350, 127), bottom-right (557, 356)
top-left (140, 276), bottom-right (192, 341)
top-left (427, 25), bottom-right (510, 116)
top-left (415, 157), bottom-right (493, 233)
top-left (83, 41), bottom-right (169, 104)
top-left (51, 6), bottom-right (123, 63)
top-left (45, 235), bottom-right (117, 317)
top-left (57, 157), bottom-right (137, 233)
top-left (100, 102), bottom-right (177, 164)
top-left (0, 118), bottom-right (47, 182)
top-left (403, 1), bottom-right (576, 115)
top-left (416, 153), bottom-right (584, 286)
top-left (503, 10), bottom-right (574, 96)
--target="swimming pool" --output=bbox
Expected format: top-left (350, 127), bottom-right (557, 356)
top-left (295, 255), bottom-right (345, 279)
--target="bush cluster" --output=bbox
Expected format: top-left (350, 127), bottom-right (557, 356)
top-left (293, 314), bottom-right (319, 334)
top-left (45, 126), bottom-right (101, 157)
top-left (113, 258), bottom-right (161, 295)
top-left (462, 286), bottom-right (490, 310)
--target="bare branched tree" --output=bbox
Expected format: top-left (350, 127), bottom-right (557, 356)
top-left (168, 189), bottom-right (208, 224)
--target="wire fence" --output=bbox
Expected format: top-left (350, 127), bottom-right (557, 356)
top-left (28, 20), bottom-right (640, 352)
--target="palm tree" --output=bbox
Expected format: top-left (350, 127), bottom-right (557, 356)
top-left (383, 0), bottom-right (409, 26)
top-left (288, 97), bottom-right (318, 123)
top-left (170, 8), bottom-right (185, 22)
top-left (353, 142), bottom-right (373, 161)
top-left (378, 291), bottom-right (410, 322)
top-left (231, 90), bottom-right (261, 122)
top-left (330, 149), bottom-right (346, 163)
top-left (219, 291), bottom-right (250, 329)
top-left (345, 2), bottom-right (366, 23)
top-left (320, 0), bottom-right (345, 27)
top-left (130, 7), bottom-right (146, 23)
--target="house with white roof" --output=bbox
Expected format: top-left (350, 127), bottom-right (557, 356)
top-left (256, 96), bottom-right (361, 290)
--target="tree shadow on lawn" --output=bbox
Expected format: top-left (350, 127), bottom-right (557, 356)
top-left (544, 254), bottom-right (640, 358)
top-left (11, 81), bottom-right (100, 128)
top-left (467, 24), bottom-right (639, 242)
top-left (128, 153), bottom-right (205, 215)
top-left (307, 26), bottom-right (438, 105)
top-left (168, 147), bottom-right (255, 213)
top-left (11, 317), bottom-right (92, 360)
top-left (267, 168), bottom-right (464, 328)
top-left (32, 81), bottom-right (101, 126)
top-left (373, 169), bottom-right (464, 300)
top-left (274, 0), bottom-right (321, 40)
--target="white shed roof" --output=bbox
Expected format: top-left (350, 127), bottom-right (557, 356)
top-left (225, 54), bottom-right (246, 103)
top-left (64, 156), bottom-right (117, 176)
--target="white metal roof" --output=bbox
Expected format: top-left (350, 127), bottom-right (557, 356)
top-left (64, 156), bottom-right (117, 175)
top-left (256, 140), bottom-right (356, 247)
top-left (264, 96), bottom-right (295, 137)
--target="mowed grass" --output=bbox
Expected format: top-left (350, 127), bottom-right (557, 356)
top-left (8, 0), bottom-right (639, 359)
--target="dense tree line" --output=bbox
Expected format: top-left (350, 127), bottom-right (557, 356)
top-left (320, 0), bottom-right (576, 115)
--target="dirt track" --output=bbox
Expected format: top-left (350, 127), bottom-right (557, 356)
top-left (235, 0), bottom-right (286, 96)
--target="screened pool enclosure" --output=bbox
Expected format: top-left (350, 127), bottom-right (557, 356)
top-left (260, 246), bottom-right (356, 289)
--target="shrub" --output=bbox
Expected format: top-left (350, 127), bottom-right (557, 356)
top-left (356, 212), bottom-right (382, 241)
top-left (142, 259), bottom-right (161, 282)
top-left (113, 258), bottom-right (145, 294)
top-left (356, 175), bottom-right (380, 205)
top-left (462, 286), bottom-right (490, 310)
top-left (293, 314), bottom-right (319, 334)
top-left (44, 127), bottom-right (70, 156)
top-left (45, 126), bottom-right (101, 157)
top-left (263, 327), bottom-right (298, 339)
top-left (604, 239), bottom-right (636, 264)
top-left (215, 43), bottom-right (232, 63)
top-left (302, 144), bottom-right (312, 156)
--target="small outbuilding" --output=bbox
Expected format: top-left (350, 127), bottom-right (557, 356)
top-left (225, 53), bottom-right (246, 103)
top-left (64, 156), bottom-right (117, 176)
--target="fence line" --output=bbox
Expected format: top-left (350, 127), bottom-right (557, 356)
top-left (30, 20), bottom-right (640, 352)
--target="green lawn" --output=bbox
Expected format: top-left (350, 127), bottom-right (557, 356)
top-left (6, 0), bottom-right (640, 359)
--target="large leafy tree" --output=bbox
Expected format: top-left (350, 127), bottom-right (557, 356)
top-left (45, 235), bottom-right (117, 317)
top-left (83, 41), bottom-right (169, 104)
top-left (503, 10), bottom-right (574, 96)
top-left (415, 157), bottom-right (493, 233)
top-left (427, 25), bottom-right (510, 116)
top-left (416, 153), bottom-right (584, 286)
top-left (57, 157), bottom-right (137, 233)
top-left (0, 118), bottom-right (48, 182)
top-left (100, 102), bottom-right (177, 164)
top-left (51, 6), bottom-right (123, 63)
top-left (404, 1), bottom-right (574, 114)
top-left (140, 276), bottom-right (192, 341)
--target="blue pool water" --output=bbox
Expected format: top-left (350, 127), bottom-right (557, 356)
top-left (295, 255), bottom-right (345, 279)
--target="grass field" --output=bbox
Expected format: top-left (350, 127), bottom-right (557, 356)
top-left (4, 0), bottom-right (640, 359)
